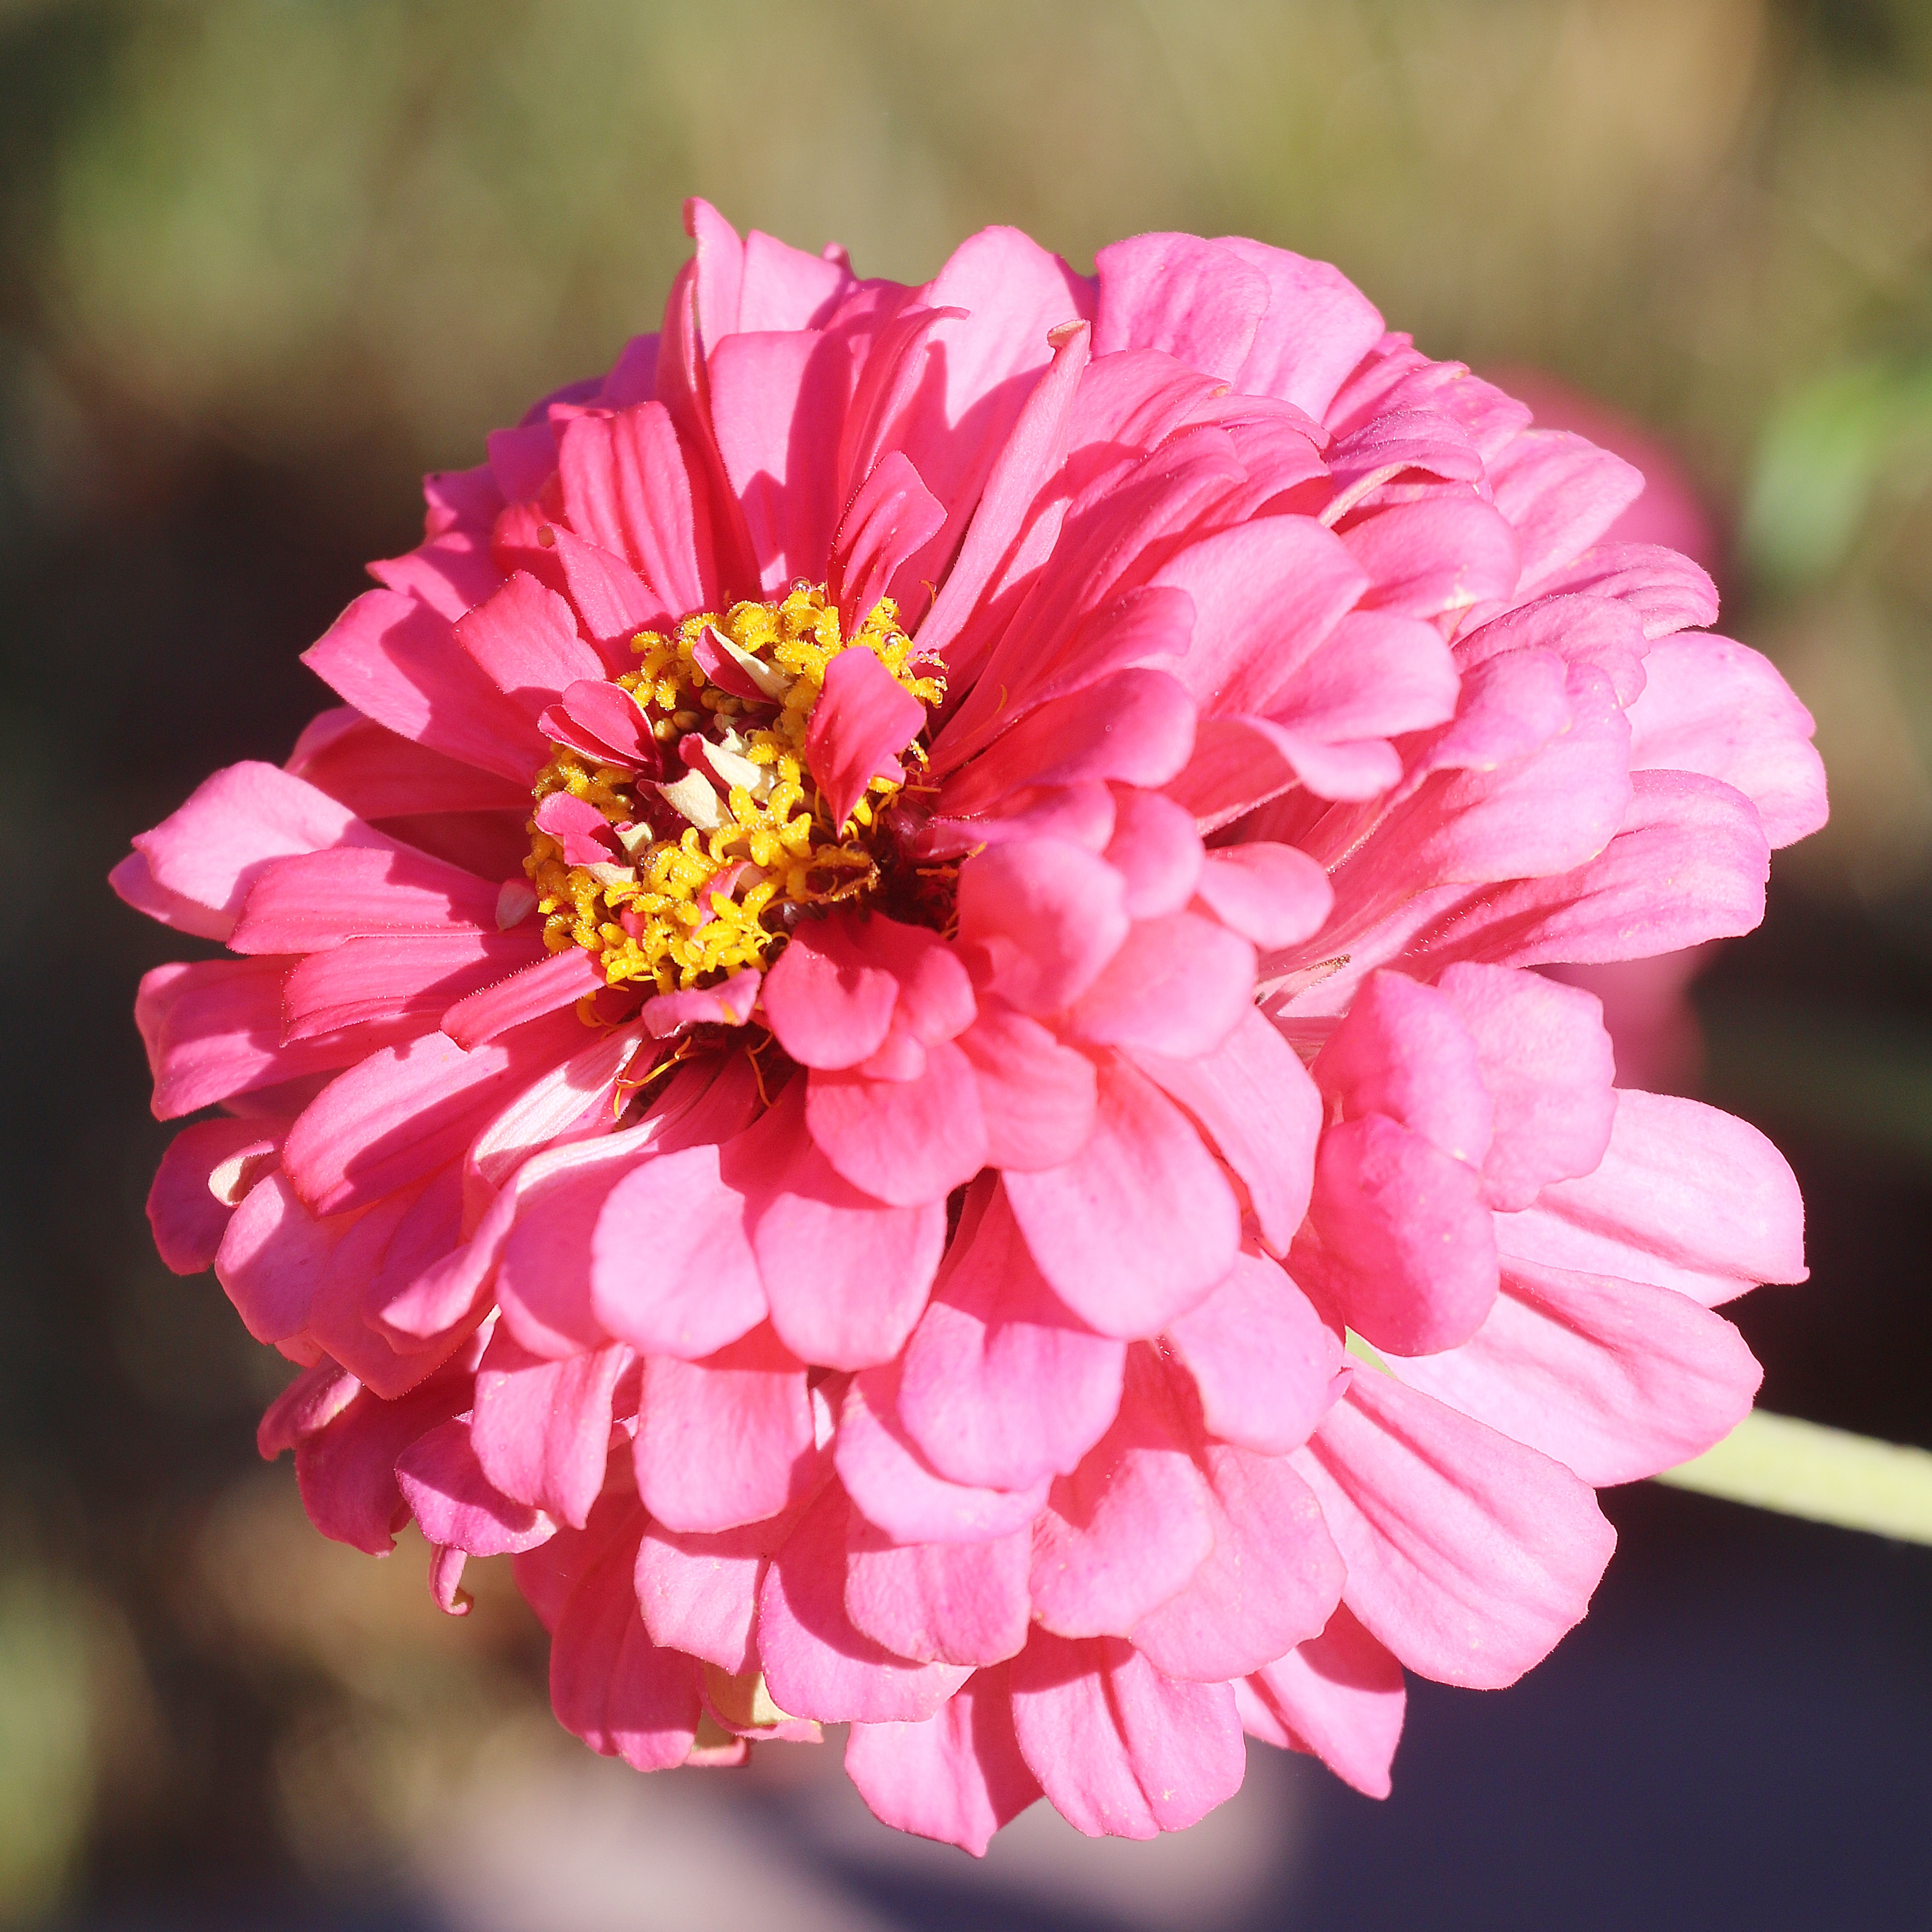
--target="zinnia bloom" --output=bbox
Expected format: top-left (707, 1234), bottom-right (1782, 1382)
top-left (116, 203), bottom-right (1826, 1851)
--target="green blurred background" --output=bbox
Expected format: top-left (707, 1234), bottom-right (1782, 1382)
top-left (1, 2), bottom-right (1928, 1927)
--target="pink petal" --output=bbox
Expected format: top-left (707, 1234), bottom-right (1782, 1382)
top-left (1388, 1256), bottom-right (1762, 1485)
top-left (1297, 1369), bottom-right (1615, 1689)
top-left (804, 1040), bottom-right (989, 1206)
top-left (757, 1484), bottom-right (973, 1723)
top-left (556, 401), bottom-right (713, 617)
top-left (1164, 1250), bottom-right (1341, 1455)
top-left (1029, 1350), bottom-right (1214, 1639)
top-left (1009, 1631), bottom-right (1247, 1840)
top-left (1220, 237), bottom-right (1386, 417)
top-left (1130, 1439), bottom-right (1345, 1683)
top-left (1191, 843), bottom-right (1333, 949)
top-left (836, 1365), bottom-right (1050, 1545)
top-left (1484, 428), bottom-right (1644, 599)
top-left (635, 1521), bottom-right (766, 1675)
top-left (1238, 1604), bottom-right (1405, 1799)
top-left (897, 1179), bottom-right (1127, 1491)
top-left (1004, 1058), bottom-right (1241, 1339)
top-left (1340, 494), bottom-right (1522, 621)
top-left (829, 450), bottom-right (948, 628)
top-left (844, 1525), bottom-right (1033, 1668)
top-left (228, 844), bottom-right (500, 954)
top-left (1495, 1088), bottom-right (1807, 1306)
top-left (641, 967), bottom-right (762, 1037)
top-left (550, 1510), bottom-right (704, 1771)
top-left (215, 1169), bottom-right (345, 1343)
top-left (282, 930), bottom-right (542, 1041)
top-left (148, 1117), bottom-right (281, 1274)
top-left (461, 1018), bottom-right (642, 1196)
top-left (471, 1331), bottom-right (634, 1529)
top-left (1131, 1008), bottom-right (1322, 1254)
top-left (286, 708), bottom-right (529, 819)
top-left (846, 1665), bottom-right (1043, 1855)
top-left (1093, 232), bottom-right (1269, 380)
top-left (760, 913), bottom-right (900, 1069)
top-left (547, 677), bottom-right (658, 769)
top-left (395, 1418), bottom-right (550, 1556)
top-left (441, 946), bottom-right (604, 1050)
top-left (1063, 911), bottom-right (1256, 1058)
top-left (634, 1325), bottom-right (816, 1533)
top-left (1534, 540), bottom-right (1718, 639)
top-left (1103, 790), bottom-right (1203, 918)
top-left (540, 525), bottom-right (660, 664)
top-left (954, 1002), bottom-right (1098, 1171)
top-left (532, 791), bottom-right (622, 867)
top-left (804, 646), bottom-right (929, 828)
top-left (955, 837), bottom-right (1130, 1014)
top-left (454, 571), bottom-right (607, 723)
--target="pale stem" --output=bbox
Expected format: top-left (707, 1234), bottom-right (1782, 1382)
top-left (1655, 1409), bottom-right (1932, 1546)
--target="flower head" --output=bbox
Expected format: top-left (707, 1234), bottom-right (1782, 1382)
top-left (117, 203), bottom-right (1825, 1850)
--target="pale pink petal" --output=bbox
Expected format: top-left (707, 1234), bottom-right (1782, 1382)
top-left (846, 1665), bottom-right (1043, 1855)
top-left (1221, 237), bottom-right (1386, 417)
top-left (954, 1002), bottom-right (1097, 1172)
top-left (1484, 428), bottom-right (1644, 599)
top-left (1239, 1605), bottom-right (1405, 1799)
top-left (1191, 844), bottom-right (1333, 950)
top-left (1297, 1370), bottom-right (1616, 1689)
top-left (641, 967), bottom-right (762, 1037)
top-left (1340, 494), bottom-right (1522, 621)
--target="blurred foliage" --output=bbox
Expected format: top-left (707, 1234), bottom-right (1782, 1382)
top-left (0, 0), bottom-right (1930, 1922)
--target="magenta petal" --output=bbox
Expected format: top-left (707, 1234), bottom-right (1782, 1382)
top-left (845, 1525), bottom-right (1034, 1668)
top-left (589, 1141), bottom-right (768, 1358)
top-left (836, 1366), bottom-right (1050, 1545)
top-left (550, 1511), bottom-right (704, 1771)
top-left (1130, 1441), bottom-right (1345, 1683)
top-left (455, 570), bottom-right (607, 722)
top-left (441, 946), bottom-right (604, 1050)
top-left (845, 1665), bottom-right (1043, 1855)
top-left (1238, 1604), bottom-right (1406, 1800)
top-left (1297, 1370), bottom-right (1615, 1690)
top-left (641, 967), bottom-right (762, 1037)
top-left (897, 1180), bottom-right (1127, 1491)
top-left (395, 1418), bottom-right (550, 1557)
top-left (804, 647), bottom-right (929, 829)
top-left (1004, 1058), bottom-right (1241, 1339)
top-left (757, 1484), bottom-right (973, 1724)
top-left (1029, 1351), bottom-right (1214, 1639)
top-left (634, 1521), bottom-right (766, 1675)
top-left (1009, 1630), bottom-right (1247, 1840)
top-left (557, 401), bottom-right (711, 618)
top-left (1165, 1250), bottom-right (1341, 1455)
top-left (634, 1325), bottom-right (816, 1533)
top-left (470, 1331), bottom-right (633, 1530)
top-left (804, 1042), bottom-right (989, 1207)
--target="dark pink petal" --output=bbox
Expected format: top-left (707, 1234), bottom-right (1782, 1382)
top-left (589, 1141), bottom-right (768, 1358)
top-left (281, 1012), bottom-right (585, 1218)
top-left (635, 1521), bottom-right (766, 1675)
top-left (1436, 962), bottom-right (1615, 1211)
top-left (1093, 233), bottom-right (1269, 380)
top-left (126, 761), bottom-right (391, 941)
top-left (1165, 1250), bottom-right (1340, 1455)
top-left (148, 1117), bottom-right (281, 1274)
top-left (635, 1326), bottom-right (815, 1533)
top-left (1625, 634), bottom-right (1827, 850)
top-left (760, 912), bottom-right (900, 1068)
top-left (1495, 1089), bottom-right (1807, 1306)
top-left (1029, 1351), bottom-right (1213, 1639)
top-left (1192, 843), bottom-right (1332, 949)
top-left (513, 1489), bottom-right (635, 1634)
top-left (441, 946), bottom-right (604, 1050)
top-left (257, 1358), bottom-right (359, 1460)
top-left (471, 1331), bottom-right (633, 1529)
top-left (395, 1418), bottom-right (550, 1557)
top-left (1299, 1114), bottom-right (1499, 1357)
top-left (829, 450), bottom-right (948, 628)
top-left (215, 1170), bottom-right (346, 1344)
top-left (539, 526), bottom-right (660, 666)
top-left (550, 1512), bottom-right (705, 1771)
top-left (836, 1366), bottom-right (1050, 1545)
top-left (805, 1041), bottom-right (989, 1206)
top-left (1148, 519), bottom-right (1368, 716)
top-left (1064, 911), bottom-right (1256, 1058)
top-left (282, 930), bottom-right (542, 1041)
top-left (845, 1525), bottom-right (1033, 1668)
top-left (955, 1003), bottom-right (1097, 1172)
top-left (1388, 1256), bottom-right (1761, 1485)
top-left (1297, 1370), bottom-right (1615, 1689)
top-left (898, 1180), bottom-right (1127, 1491)
top-left (846, 1665), bottom-right (1043, 1855)
top-left (1238, 1605), bottom-right (1405, 1799)
top-left (532, 791), bottom-right (623, 867)
top-left (745, 1085), bottom-right (947, 1369)
top-left (1009, 1631), bottom-right (1247, 1840)
top-left (229, 844), bottom-right (500, 954)
top-left (1130, 1441), bottom-right (1344, 1683)
top-left (804, 646), bottom-right (929, 828)
top-left (1160, 714), bottom-right (1308, 831)
top-left (758, 1484), bottom-right (973, 1723)
top-left (956, 838), bottom-right (1130, 1014)
top-left (1005, 1058), bottom-right (1241, 1339)
top-left (304, 586), bottom-right (551, 786)
top-left (557, 401), bottom-right (712, 616)
top-left (549, 677), bottom-right (658, 769)
top-left (455, 570), bottom-right (607, 723)
top-left (1133, 1008), bottom-right (1322, 1255)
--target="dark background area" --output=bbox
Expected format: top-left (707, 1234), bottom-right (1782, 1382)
top-left (1, 2), bottom-right (1928, 1926)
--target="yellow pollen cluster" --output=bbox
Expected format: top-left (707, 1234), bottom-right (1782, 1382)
top-left (524, 585), bottom-right (943, 999)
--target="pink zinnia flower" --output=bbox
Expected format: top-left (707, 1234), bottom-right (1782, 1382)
top-left (116, 204), bottom-right (1826, 1851)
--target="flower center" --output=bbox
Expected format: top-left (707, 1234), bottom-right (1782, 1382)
top-left (524, 584), bottom-right (945, 994)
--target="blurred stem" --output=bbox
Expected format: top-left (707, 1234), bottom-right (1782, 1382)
top-left (1656, 1411), bottom-right (1932, 1546)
